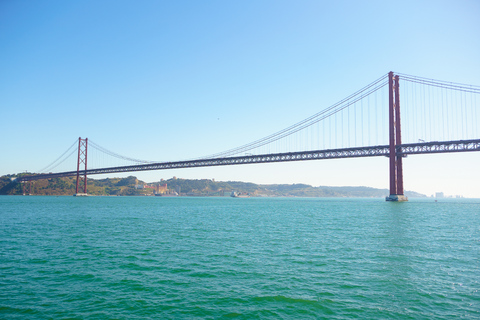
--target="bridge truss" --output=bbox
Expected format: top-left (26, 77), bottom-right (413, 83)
top-left (17, 139), bottom-right (480, 182)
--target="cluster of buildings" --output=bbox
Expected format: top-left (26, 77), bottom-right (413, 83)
top-left (434, 192), bottom-right (463, 199)
top-left (134, 183), bottom-right (173, 195)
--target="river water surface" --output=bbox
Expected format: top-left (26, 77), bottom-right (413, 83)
top-left (0, 196), bottom-right (479, 319)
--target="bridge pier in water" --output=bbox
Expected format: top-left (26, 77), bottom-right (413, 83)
top-left (386, 72), bottom-right (407, 202)
top-left (22, 181), bottom-right (33, 196)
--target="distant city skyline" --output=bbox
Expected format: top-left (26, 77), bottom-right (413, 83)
top-left (1, 0), bottom-right (479, 197)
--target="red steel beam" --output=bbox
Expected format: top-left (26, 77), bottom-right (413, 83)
top-left (75, 137), bottom-right (81, 194)
top-left (75, 137), bottom-right (88, 194)
top-left (394, 75), bottom-right (404, 195)
top-left (83, 138), bottom-right (88, 194)
top-left (388, 72), bottom-right (397, 195)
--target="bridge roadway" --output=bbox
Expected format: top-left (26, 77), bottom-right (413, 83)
top-left (17, 139), bottom-right (480, 182)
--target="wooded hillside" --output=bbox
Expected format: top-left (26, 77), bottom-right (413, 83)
top-left (0, 174), bottom-right (426, 198)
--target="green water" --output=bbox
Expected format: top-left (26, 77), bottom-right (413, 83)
top-left (0, 196), bottom-right (479, 319)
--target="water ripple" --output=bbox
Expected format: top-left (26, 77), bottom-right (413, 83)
top-left (1, 196), bottom-right (479, 319)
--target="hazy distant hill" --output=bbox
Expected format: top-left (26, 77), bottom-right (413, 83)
top-left (0, 174), bottom-right (426, 198)
top-left (262, 184), bottom-right (424, 198)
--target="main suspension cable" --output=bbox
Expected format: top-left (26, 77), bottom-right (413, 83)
top-left (88, 140), bottom-right (154, 164)
top-left (397, 73), bottom-right (480, 94)
top-left (202, 74), bottom-right (388, 158)
top-left (37, 139), bottom-right (78, 173)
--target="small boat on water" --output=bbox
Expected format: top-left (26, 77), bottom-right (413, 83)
top-left (155, 192), bottom-right (179, 197)
top-left (230, 191), bottom-right (250, 198)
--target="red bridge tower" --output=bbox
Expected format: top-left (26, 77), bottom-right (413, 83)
top-left (75, 137), bottom-right (88, 196)
top-left (386, 72), bottom-right (407, 201)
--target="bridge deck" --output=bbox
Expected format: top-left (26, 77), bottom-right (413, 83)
top-left (17, 139), bottom-right (480, 182)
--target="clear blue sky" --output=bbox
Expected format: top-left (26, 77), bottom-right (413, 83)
top-left (1, 0), bottom-right (479, 197)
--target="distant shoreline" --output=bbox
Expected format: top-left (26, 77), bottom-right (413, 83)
top-left (2, 174), bottom-right (428, 198)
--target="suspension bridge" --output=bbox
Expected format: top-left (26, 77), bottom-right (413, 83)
top-left (17, 72), bottom-right (480, 201)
